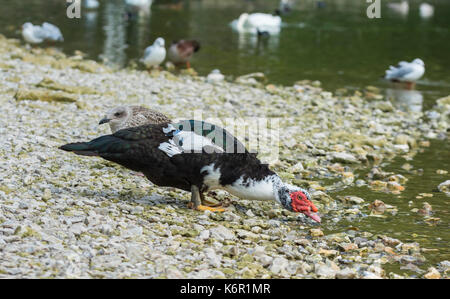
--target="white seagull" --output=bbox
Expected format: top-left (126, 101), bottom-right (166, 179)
top-left (84, 0), bottom-right (100, 9)
top-left (126, 0), bottom-right (153, 8)
top-left (420, 3), bottom-right (434, 19)
top-left (388, 1), bottom-right (409, 16)
top-left (384, 58), bottom-right (425, 89)
top-left (140, 37), bottom-right (166, 69)
top-left (21, 22), bottom-right (64, 44)
top-left (230, 12), bottom-right (282, 35)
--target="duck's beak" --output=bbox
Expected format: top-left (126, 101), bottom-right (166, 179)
top-left (304, 211), bottom-right (321, 223)
top-left (99, 118), bottom-right (110, 125)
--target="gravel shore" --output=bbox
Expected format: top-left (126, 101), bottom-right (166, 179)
top-left (0, 35), bottom-right (449, 278)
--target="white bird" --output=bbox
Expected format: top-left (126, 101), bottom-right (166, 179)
top-left (206, 69), bottom-right (225, 83)
top-left (230, 12), bottom-right (282, 35)
top-left (387, 1), bottom-right (409, 15)
top-left (125, 0), bottom-right (152, 8)
top-left (384, 59), bottom-right (425, 89)
top-left (140, 37), bottom-right (166, 69)
top-left (278, 0), bottom-right (293, 14)
top-left (84, 0), bottom-right (99, 9)
top-left (420, 3), bottom-right (434, 19)
top-left (21, 22), bottom-right (64, 44)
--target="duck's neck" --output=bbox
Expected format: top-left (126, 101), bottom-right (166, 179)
top-left (237, 14), bottom-right (247, 31)
top-left (225, 174), bottom-right (285, 203)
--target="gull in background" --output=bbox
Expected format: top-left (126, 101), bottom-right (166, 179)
top-left (140, 37), bottom-right (166, 70)
top-left (420, 3), bottom-right (434, 19)
top-left (388, 0), bottom-right (409, 16)
top-left (22, 22), bottom-right (64, 44)
top-left (384, 58), bottom-right (425, 89)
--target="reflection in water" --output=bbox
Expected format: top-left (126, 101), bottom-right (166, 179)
top-left (237, 32), bottom-right (280, 55)
top-left (102, 1), bottom-right (127, 67)
top-left (385, 88), bottom-right (423, 113)
top-left (125, 0), bottom-right (152, 17)
top-left (83, 11), bottom-right (98, 49)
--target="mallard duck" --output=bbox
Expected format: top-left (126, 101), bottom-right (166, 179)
top-left (21, 22), bottom-right (64, 44)
top-left (230, 12), bottom-right (281, 35)
top-left (167, 40), bottom-right (200, 68)
top-left (140, 37), bottom-right (166, 69)
top-left (60, 121), bottom-right (320, 222)
top-left (384, 58), bottom-right (425, 89)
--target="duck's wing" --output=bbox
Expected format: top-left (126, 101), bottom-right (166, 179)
top-left (176, 40), bottom-right (200, 57)
top-left (142, 45), bottom-right (154, 59)
top-left (159, 120), bottom-right (248, 157)
top-left (130, 106), bottom-right (172, 125)
top-left (42, 22), bottom-right (64, 41)
top-left (60, 123), bottom-right (171, 172)
top-left (29, 25), bottom-right (50, 41)
top-left (385, 64), bottom-right (414, 80)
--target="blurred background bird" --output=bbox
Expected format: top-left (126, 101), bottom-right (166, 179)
top-left (167, 39), bottom-right (200, 69)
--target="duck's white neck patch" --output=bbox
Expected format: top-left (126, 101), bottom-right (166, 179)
top-left (225, 174), bottom-right (282, 202)
top-left (200, 164), bottom-right (286, 203)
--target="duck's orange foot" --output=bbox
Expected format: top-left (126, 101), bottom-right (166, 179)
top-left (196, 205), bottom-right (225, 212)
top-left (188, 202), bottom-right (225, 212)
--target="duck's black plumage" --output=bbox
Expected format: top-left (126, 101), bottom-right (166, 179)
top-left (60, 122), bottom-right (272, 193)
top-left (60, 121), bottom-right (322, 222)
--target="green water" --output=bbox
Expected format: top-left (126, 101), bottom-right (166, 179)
top-left (326, 139), bottom-right (449, 273)
top-left (0, 0), bottom-right (449, 272)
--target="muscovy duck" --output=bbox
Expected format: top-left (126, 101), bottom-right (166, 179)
top-left (60, 121), bottom-right (320, 222)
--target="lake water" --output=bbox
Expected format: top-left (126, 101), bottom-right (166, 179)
top-left (1, 0), bottom-right (449, 274)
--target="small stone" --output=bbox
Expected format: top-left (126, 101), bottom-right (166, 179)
top-left (269, 257), bottom-right (289, 275)
top-left (330, 152), bottom-right (360, 164)
top-left (336, 267), bottom-right (357, 279)
top-left (423, 267), bottom-right (441, 279)
top-left (209, 225), bottom-right (235, 241)
top-left (310, 228), bottom-right (324, 237)
top-left (339, 243), bottom-right (358, 252)
top-left (199, 230), bottom-right (210, 240)
top-left (245, 209), bottom-right (255, 217)
top-left (341, 196), bottom-right (364, 204)
top-left (258, 255), bottom-right (273, 267)
top-left (315, 264), bottom-right (337, 278)
top-left (437, 180), bottom-right (450, 195)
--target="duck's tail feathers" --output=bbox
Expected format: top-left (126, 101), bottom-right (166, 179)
top-left (59, 135), bottom-right (122, 156)
top-left (59, 142), bottom-right (100, 156)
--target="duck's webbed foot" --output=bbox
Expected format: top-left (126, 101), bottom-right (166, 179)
top-left (188, 186), bottom-right (225, 212)
top-left (200, 192), bottom-right (223, 208)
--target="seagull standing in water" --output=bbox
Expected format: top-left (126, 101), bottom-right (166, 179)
top-left (384, 58), bottom-right (425, 89)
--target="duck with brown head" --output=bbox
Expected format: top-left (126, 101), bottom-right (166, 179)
top-left (167, 40), bottom-right (200, 69)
